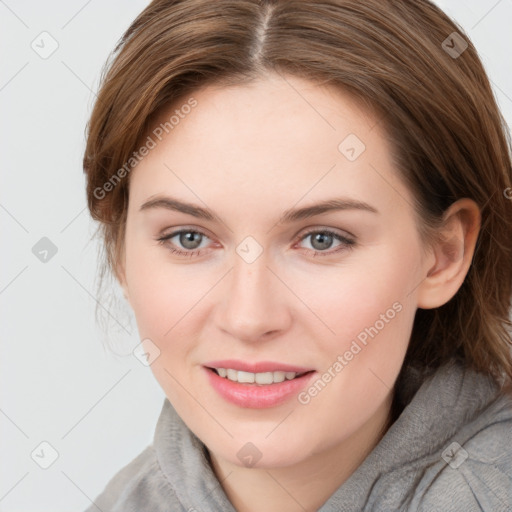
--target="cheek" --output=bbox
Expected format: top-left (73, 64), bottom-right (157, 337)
top-left (293, 245), bottom-right (418, 351)
top-left (314, 248), bottom-right (418, 405)
top-left (124, 236), bottom-right (215, 362)
top-left (124, 237), bottom-right (182, 339)
top-left (125, 221), bottom-right (420, 354)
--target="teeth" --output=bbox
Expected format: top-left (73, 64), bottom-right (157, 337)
top-left (237, 371), bottom-right (255, 383)
top-left (214, 368), bottom-right (301, 384)
top-left (255, 372), bottom-right (273, 385)
top-left (273, 371), bottom-right (286, 383)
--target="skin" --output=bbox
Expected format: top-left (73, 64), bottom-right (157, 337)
top-left (117, 73), bottom-right (480, 512)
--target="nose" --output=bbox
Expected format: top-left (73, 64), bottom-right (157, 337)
top-left (214, 252), bottom-right (291, 344)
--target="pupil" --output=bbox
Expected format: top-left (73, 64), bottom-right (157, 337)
top-left (181, 231), bottom-right (201, 249)
top-left (312, 233), bottom-right (332, 250)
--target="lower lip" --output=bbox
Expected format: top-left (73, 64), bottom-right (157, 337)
top-left (204, 367), bottom-right (316, 408)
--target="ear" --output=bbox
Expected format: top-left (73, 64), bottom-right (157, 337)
top-left (416, 198), bottom-right (481, 309)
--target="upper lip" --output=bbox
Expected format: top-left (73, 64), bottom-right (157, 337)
top-left (204, 359), bottom-right (314, 373)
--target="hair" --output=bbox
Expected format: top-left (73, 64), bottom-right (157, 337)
top-left (83, 0), bottom-right (512, 406)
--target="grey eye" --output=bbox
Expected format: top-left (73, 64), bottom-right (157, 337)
top-left (178, 231), bottom-right (203, 250)
top-left (308, 232), bottom-right (335, 251)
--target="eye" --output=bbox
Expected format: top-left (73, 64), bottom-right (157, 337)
top-left (156, 228), bottom-right (211, 257)
top-left (156, 227), bottom-right (356, 258)
top-left (295, 229), bottom-right (356, 257)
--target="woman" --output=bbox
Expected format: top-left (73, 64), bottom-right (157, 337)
top-left (83, 0), bottom-right (512, 510)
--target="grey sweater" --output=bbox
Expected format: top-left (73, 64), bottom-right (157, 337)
top-left (86, 359), bottom-right (512, 511)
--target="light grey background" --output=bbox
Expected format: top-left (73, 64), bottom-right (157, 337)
top-left (1, 1), bottom-right (511, 510)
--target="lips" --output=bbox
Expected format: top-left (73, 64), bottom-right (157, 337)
top-left (203, 359), bottom-right (316, 408)
top-left (203, 359), bottom-right (314, 374)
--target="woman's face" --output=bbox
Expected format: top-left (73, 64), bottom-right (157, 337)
top-left (120, 74), bottom-right (432, 468)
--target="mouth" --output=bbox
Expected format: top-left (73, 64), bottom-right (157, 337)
top-left (206, 367), bottom-right (314, 385)
top-left (202, 360), bottom-right (316, 408)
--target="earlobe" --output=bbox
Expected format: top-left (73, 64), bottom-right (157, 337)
top-left (416, 199), bottom-right (481, 310)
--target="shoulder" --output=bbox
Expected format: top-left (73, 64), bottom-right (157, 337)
top-left (84, 445), bottom-right (183, 512)
top-left (409, 392), bottom-right (512, 512)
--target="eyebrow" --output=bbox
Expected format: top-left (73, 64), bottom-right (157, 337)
top-left (139, 195), bottom-right (379, 223)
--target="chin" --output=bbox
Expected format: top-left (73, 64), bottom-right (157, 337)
top-left (208, 436), bottom-right (316, 470)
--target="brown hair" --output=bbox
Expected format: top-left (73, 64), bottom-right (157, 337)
top-left (84, 0), bottom-right (512, 395)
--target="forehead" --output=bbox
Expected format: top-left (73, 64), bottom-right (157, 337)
top-left (128, 74), bottom-right (413, 221)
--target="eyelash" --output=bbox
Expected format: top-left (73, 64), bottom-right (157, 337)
top-left (155, 227), bottom-right (356, 258)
